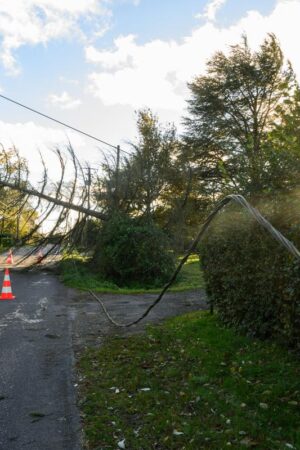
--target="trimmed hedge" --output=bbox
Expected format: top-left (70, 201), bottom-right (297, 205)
top-left (200, 203), bottom-right (300, 347)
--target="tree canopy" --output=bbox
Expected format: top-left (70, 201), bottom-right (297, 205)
top-left (183, 34), bottom-right (300, 198)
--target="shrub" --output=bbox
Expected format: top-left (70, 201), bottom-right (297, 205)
top-left (200, 199), bottom-right (300, 347)
top-left (92, 214), bottom-right (176, 288)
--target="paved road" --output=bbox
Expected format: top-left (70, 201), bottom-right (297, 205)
top-left (0, 270), bottom-right (81, 450)
top-left (70, 289), bottom-right (208, 350)
top-left (0, 245), bottom-right (61, 269)
top-left (0, 267), bottom-right (207, 450)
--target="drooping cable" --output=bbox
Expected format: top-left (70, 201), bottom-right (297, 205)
top-left (0, 94), bottom-right (131, 155)
top-left (76, 194), bottom-right (300, 328)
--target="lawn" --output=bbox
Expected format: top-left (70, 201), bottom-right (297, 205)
top-left (78, 312), bottom-right (300, 449)
top-left (60, 254), bottom-right (205, 294)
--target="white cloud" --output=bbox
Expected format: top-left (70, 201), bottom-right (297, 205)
top-left (119, 0), bottom-right (141, 5)
top-left (0, 0), bottom-right (109, 75)
top-left (0, 120), bottom-right (86, 156)
top-left (59, 76), bottom-right (80, 86)
top-left (86, 34), bottom-right (191, 110)
top-left (197, 0), bottom-right (227, 22)
top-left (48, 91), bottom-right (82, 110)
top-left (0, 120), bottom-right (98, 181)
top-left (85, 0), bottom-right (300, 112)
top-left (0, 120), bottom-right (103, 233)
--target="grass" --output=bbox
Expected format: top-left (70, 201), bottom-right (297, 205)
top-left (60, 254), bottom-right (205, 294)
top-left (78, 311), bottom-right (300, 449)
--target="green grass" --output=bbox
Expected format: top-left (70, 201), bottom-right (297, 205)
top-left (60, 254), bottom-right (204, 294)
top-left (78, 312), bottom-right (300, 449)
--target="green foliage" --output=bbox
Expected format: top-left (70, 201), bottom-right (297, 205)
top-left (79, 311), bottom-right (300, 449)
top-left (92, 214), bottom-right (176, 288)
top-left (200, 199), bottom-right (300, 345)
top-left (60, 253), bottom-right (205, 293)
top-left (265, 86), bottom-right (300, 191)
top-left (0, 149), bottom-right (38, 239)
top-left (183, 34), bottom-right (299, 196)
top-left (60, 256), bottom-right (120, 291)
top-left (97, 109), bottom-right (179, 220)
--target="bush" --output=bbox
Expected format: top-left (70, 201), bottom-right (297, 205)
top-left (92, 214), bottom-right (176, 288)
top-left (200, 199), bottom-right (300, 347)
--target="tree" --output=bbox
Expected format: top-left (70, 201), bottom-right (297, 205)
top-left (264, 86), bottom-right (300, 192)
top-left (127, 109), bottom-right (179, 221)
top-left (0, 148), bottom-right (38, 243)
top-left (96, 109), bottom-right (181, 222)
top-left (95, 109), bottom-right (215, 250)
top-left (183, 34), bottom-right (298, 197)
top-left (0, 144), bottom-right (110, 259)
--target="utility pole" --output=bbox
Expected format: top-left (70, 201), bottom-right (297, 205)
top-left (115, 145), bottom-right (120, 210)
top-left (86, 167), bottom-right (92, 210)
top-left (16, 211), bottom-right (20, 242)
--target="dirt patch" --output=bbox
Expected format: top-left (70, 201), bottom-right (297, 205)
top-left (68, 289), bottom-right (208, 353)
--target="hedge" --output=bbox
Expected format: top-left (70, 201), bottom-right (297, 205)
top-left (200, 201), bottom-right (300, 347)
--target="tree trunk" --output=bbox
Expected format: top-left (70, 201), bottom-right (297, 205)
top-left (0, 180), bottom-right (108, 221)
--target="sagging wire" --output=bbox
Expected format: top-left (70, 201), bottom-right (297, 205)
top-left (0, 93), bottom-right (131, 155)
top-left (75, 194), bottom-right (300, 328)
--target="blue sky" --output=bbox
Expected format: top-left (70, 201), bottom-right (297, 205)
top-left (0, 0), bottom-right (298, 175)
top-left (103, 0), bottom-right (276, 43)
top-left (102, 0), bottom-right (209, 44)
top-left (217, 0), bottom-right (275, 26)
top-left (0, 0), bottom-right (278, 100)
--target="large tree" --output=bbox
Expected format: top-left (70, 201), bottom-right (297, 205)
top-left (97, 109), bottom-right (180, 221)
top-left (128, 109), bottom-right (178, 220)
top-left (264, 86), bottom-right (300, 192)
top-left (183, 34), bottom-right (299, 197)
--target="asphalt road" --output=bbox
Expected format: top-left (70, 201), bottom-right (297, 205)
top-left (0, 265), bottom-right (207, 450)
top-left (0, 245), bottom-right (61, 269)
top-left (0, 270), bottom-right (81, 450)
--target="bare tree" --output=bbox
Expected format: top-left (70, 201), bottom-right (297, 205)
top-left (0, 144), bottom-right (109, 264)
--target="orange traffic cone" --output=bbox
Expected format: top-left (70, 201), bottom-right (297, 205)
top-left (6, 249), bottom-right (13, 265)
top-left (0, 269), bottom-right (15, 300)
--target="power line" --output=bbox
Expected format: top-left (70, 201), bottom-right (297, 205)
top-left (0, 93), bottom-right (131, 156)
top-left (83, 194), bottom-right (300, 328)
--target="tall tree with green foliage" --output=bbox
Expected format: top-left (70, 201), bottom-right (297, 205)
top-left (183, 34), bottom-right (299, 198)
top-left (129, 109), bottom-right (178, 220)
top-left (95, 109), bottom-right (200, 250)
top-left (97, 109), bottom-right (181, 220)
top-left (265, 86), bottom-right (300, 192)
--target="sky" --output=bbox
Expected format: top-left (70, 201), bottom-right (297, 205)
top-left (0, 0), bottom-right (299, 179)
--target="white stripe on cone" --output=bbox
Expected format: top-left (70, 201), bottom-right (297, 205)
top-left (2, 287), bottom-right (12, 293)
